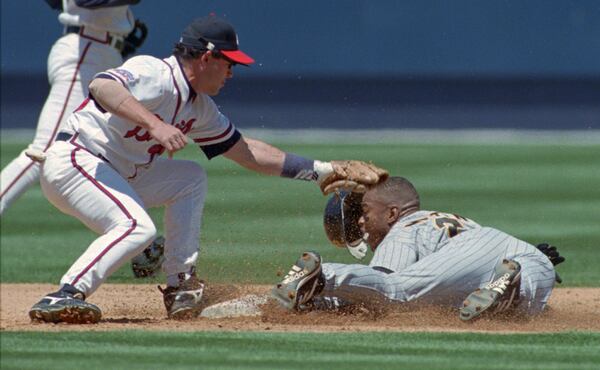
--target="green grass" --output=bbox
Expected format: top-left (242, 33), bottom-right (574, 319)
top-left (1, 331), bottom-right (599, 370)
top-left (1, 136), bottom-right (599, 285)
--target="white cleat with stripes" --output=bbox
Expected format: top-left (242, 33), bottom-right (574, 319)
top-left (271, 251), bottom-right (324, 310)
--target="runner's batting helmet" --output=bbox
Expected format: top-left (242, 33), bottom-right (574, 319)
top-left (323, 191), bottom-right (364, 247)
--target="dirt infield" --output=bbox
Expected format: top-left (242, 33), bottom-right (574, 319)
top-left (1, 284), bottom-right (599, 333)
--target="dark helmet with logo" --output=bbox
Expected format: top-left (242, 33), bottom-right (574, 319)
top-left (323, 191), bottom-right (364, 248)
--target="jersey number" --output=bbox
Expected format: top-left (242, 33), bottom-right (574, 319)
top-left (407, 212), bottom-right (469, 238)
top-left (433, 215), bottom-right (466, 238)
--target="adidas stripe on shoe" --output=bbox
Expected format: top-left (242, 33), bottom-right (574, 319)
top-left (459, 259), bottom-right (521, 321)
top-left (272, 251), bottom-right (324, 310)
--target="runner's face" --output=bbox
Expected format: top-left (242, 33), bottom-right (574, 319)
top-left (358, 190), bottom-right (392, 250)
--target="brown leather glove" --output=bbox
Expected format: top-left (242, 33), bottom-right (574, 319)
top-left (319, 160), bottom-right (388, 195)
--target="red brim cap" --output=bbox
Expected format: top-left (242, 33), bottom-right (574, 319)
top-left (221, 49), bottom-right (254, 65)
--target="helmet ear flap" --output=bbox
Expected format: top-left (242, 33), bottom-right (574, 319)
top-left (323, 192), bottom-right (346, 247)
top-left (323, 191), bottom-right (364, 248)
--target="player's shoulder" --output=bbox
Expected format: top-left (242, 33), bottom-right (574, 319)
top-left (110, 55), bottom-right (172, 89)
top-left (398, 211), bottom-right (432, 227)
top-left (376, 221), bottom-right (416, 253)
top-left (121, 55), bottom-right (169, 72)
top-left (387, 217), bottom-right (420, 238)
top-left (195, 92), bottom-right (218, 109)
top-left (389, 211), bottom-right (437, 241)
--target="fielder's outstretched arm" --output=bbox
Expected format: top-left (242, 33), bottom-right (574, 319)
top-left (222, 136), bottom-right (287, 176)
top-left (222, 136), bottom-right (388, 195)
top-left (223, 136), bottom-right (333, 179)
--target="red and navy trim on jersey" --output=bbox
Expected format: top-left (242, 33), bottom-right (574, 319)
top-left (200, 129), bottom-right (241, 159)
top-left (193, 122), bottom-right (234, 144)
top-left (175, 56), bottom-right (197, 103)
top-left (99, 70), bottom-right (129, 87)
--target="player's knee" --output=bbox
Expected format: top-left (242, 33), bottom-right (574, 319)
top-left (134, 215), bottom-right (157, 245)
top-left (187, 162), bottom-right (207, 194)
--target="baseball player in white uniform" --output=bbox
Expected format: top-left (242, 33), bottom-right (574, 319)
top-left (28, 15), bottom-right (388, 324)
top-left (0, 0), bottom-right (142, 215)
top-left (273, 177), bottom-right (560, 321)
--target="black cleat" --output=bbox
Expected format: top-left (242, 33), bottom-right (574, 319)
top-left (29, 284), bottom-right (101, 324)
top-left (158, 273), bottom-right (205, 320)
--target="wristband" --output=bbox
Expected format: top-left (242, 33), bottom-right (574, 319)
top-left (281, 153), bottom-right (315, 181)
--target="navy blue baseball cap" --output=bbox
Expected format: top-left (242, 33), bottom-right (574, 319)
top-left (179, 15), bottom-right (254, 66)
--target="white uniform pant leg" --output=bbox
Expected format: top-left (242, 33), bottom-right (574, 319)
top-left (130, 158), bottom-right (207, 279)
top-left (321, 260), bottom-right (483, 307)
top-left (40, 141), bottom-right (156, 297)
top-left (0, 154), bottom-right (41, 215)
top-left (0, 34), bottom-right (122, 215)
top-left (509, 250), bottom-right (556, 314)
top-left (321, 263), bottom-right (397, 305)
top-left (0, 78), bottom-right (85, 214)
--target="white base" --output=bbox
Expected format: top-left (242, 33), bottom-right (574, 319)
top-left (199, 294), bottom-right (269, 319)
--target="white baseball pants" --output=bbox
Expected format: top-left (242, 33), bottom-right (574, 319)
top-left (40, 138), bottom-right (207, 297)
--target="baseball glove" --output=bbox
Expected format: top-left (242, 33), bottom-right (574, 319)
top-left (536, 242), bottom-right (565, 284)
top-left (121, 19), bottom-right (148, 58)
top-left (319, 160), bottom-right (388, 195)
top-left (536, 243), bottom-right (566, 266)
top-left (131, 236), bottom-right (165, 278)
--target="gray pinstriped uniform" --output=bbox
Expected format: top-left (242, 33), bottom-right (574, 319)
top-left (321, 210), bottom-right (556, 314)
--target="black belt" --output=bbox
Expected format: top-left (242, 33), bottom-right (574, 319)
top-left (56, 132), bottom-right (111, 164)
top-left (65, 26), bottom-right (82, 34)
top-left (65, 26), bottom-right (124, 52)
top-left (56, 132), bottom-right (73, 142)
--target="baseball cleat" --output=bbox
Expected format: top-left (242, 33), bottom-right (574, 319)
top-left (29, 284), bottom-right (101, 324)
top-left (159, 273), bottom-right (205, 320)
top-left (459, 259), bottom-right (522, 321)
top-left (271, 251), bottom-right (324, 310)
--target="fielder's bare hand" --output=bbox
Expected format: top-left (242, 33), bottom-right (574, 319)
top-left (148, 121), bottom-right (188, 155)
